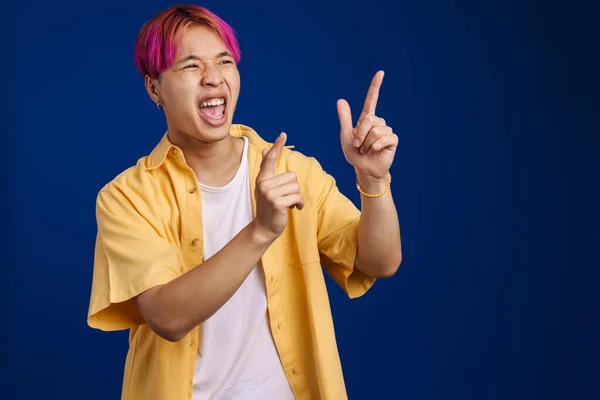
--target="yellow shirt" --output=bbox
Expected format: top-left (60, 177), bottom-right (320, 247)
top-left (87, 124), bottom-right (376, 400)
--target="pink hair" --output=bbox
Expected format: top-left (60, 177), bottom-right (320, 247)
top-left (134, 4), bottom-right (241, 79)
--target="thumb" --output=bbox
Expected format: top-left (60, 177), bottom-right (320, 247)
top-left (337, 99), bottom-right (354, 140)
top-left (258, 132), bottom-right (287, 179)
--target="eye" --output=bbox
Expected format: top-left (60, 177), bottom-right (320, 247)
top-left (184, 64), bottom-right (199, 69)
top-left (220, 60), bottom-right (234, 65)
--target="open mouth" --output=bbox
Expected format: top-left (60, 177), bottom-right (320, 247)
top-left (198, 97), bottom-right (227, 126)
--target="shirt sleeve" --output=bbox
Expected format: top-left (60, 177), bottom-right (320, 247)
top-left (87, 184), bottom-right (183, 331)
top-left (308, 158), bottom-right (376, 299)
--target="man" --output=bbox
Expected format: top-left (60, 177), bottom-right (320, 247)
top-left (87, 4), bottom-right (401, 400)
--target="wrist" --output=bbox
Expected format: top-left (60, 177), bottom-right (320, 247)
top-left (356, 171), bottom-right (391, 195)
top-left (248, 220), bottom-right (277, 248)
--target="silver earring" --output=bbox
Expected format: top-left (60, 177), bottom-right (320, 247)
top-left (157, 103), bottom-right (163, 110)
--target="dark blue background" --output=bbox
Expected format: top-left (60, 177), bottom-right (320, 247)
top-left (2, 0), bottom-right (598, 398)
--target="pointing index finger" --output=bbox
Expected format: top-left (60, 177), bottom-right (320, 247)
top-left (361, 70), bottom-right (385, 117)
top-left (259, 132), bottom-right (287, 179)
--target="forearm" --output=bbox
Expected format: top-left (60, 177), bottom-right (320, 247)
top-left (139, 220), bottom-right (272, 341)
top-left (355, 172), bottom-right (402, 278)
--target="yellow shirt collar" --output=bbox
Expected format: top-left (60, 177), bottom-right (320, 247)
top-left (146, 124), bottom-right (293, 170)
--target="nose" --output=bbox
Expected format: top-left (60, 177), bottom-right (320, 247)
top-left (201, 63), bottom-right (223, 87)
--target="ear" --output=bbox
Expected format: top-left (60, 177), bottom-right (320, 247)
top-left (144, 75), bottom-right (161, 105)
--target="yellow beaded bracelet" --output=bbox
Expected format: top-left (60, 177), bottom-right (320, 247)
top-left (356, 174), bottom-right (392, 198)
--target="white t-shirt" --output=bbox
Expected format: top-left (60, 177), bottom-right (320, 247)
top-left (192, 136), bottom-right (295, 400)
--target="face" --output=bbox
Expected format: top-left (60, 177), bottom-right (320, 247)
top-left (146, 24), bottom-right (240, 145)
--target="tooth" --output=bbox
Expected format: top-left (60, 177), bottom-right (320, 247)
top-left (199, 98), bottom-right (225, 107)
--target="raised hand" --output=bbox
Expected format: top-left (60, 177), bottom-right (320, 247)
top-left (253, 132), bottom-right (304, 243)
top-left (337, 70), bottom-right (398, 180)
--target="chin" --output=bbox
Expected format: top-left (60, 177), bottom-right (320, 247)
top-left (190, 120), bottom-right (233, 144)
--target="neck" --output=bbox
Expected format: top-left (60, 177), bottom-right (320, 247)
top-left (169, 131), bottom-right (245, 187)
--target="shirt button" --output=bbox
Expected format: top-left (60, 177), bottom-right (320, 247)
top-left (191, 238), bottom-right (200, 246)
top-left (172, 148), bottom-right (178, 155)
top-left (270, 276), bottom-right (275, 284)
top-left (188, 187), bottom-right (197, 194)
top-left (277, 323), bottom-right (282, 330)
top-left (292, 369), bottom-right (297, 376)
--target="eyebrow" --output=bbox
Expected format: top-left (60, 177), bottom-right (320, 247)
top-left (177, 51), bottom-right (233, 64)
